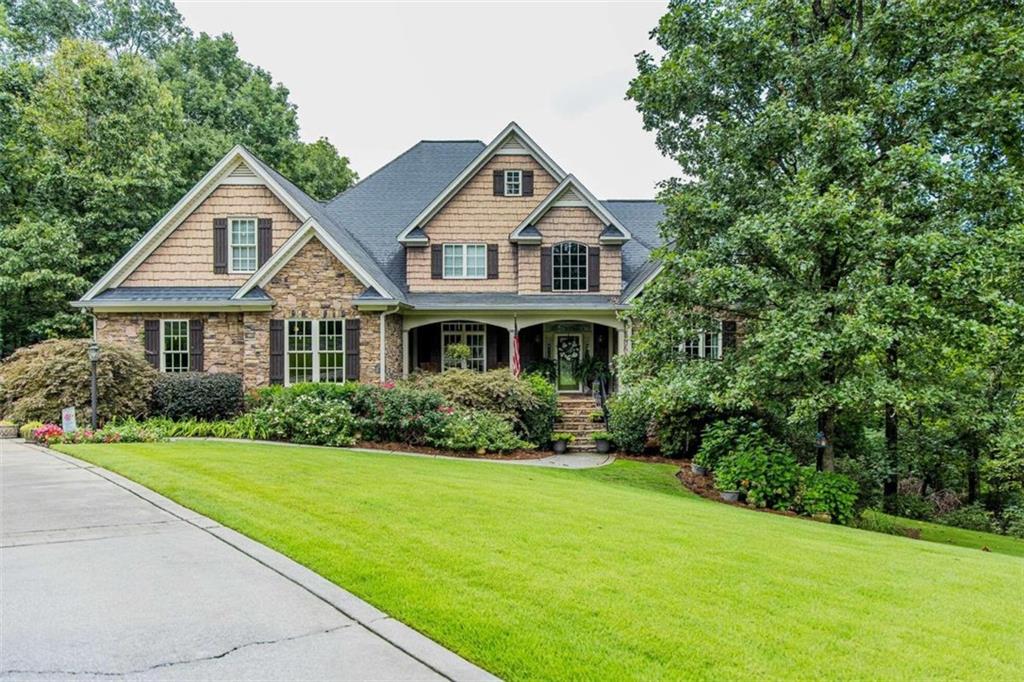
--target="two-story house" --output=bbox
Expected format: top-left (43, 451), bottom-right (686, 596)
top-left (74, 122), bottom-right (666, 393)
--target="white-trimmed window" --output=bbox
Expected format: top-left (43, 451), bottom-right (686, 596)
top-left (286, 319), bottom-right (346, 385)
top-left (443, 244), bottom-right (487, 279)
top-left (161, 320), bottom-right (189, 372)
top-left (504, 170), bottom-right (522, 196)
top-left (681, 323), bottom-right (722, 360)
top-left (229, 217), bottom-right (257, 273)
top-left (441, 322), bottom-right (486, 372)
top-left (552, 241), bottom-right (588, 291)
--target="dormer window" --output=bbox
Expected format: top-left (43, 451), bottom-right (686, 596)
top-left (504, 170), bottom-right (522, 196)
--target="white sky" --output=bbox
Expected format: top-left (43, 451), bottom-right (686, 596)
top-left (173, 1), bottom-right (678, 198)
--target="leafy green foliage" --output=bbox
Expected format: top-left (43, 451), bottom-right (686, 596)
top-left (433, 409), bottom-right (530, 453)
top-left (713, 433), bottom-right (799, 509)
top-left (0, 338), bottom-right (154, 422)
top-left (795, 468), bottom-right (859, 525)
top-left (18, 420), bottom-right (41, 439)
top-left (606, 388), bottom-right (652, 454)
top-left (151, 372), bottom-right (242, 421)
top-left (694, 418), bottom-right (762, 471)
top-left (936, 504), bottom-right (994, 533)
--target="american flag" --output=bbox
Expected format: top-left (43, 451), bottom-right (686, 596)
top-left (511, 322), bottom-right (521, 376)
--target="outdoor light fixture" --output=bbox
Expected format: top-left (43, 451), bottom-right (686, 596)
top-left (88, 342), bottom-right (100, 429)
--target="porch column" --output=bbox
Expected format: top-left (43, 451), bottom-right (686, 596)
top-left (402, 329), bottom-right (410, 379)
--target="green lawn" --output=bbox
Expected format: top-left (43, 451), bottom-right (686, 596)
top-left (864, 510), bottom-right (1024, 558)
top-left (57, 442), bottom-right (1023, 680)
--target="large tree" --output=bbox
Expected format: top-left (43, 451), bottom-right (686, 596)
top-left (626, 0), bottom-right (1024, 488)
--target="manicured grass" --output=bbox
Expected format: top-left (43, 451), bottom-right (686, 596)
top-left (57, 442), bottom-right (1023, 680)
top-left (865, 510), bottom-right (1024, 558)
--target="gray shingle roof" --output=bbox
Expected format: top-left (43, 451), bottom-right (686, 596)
top-left (602, 200), bottom-right (666, 291)
top-left (90, 287), bottom-right (271, 302)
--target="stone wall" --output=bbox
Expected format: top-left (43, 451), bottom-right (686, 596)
top-left (123, 185), bottom-right (303, 287)
top-left (95, 312), bottom-right (245, 375)
top-left (406, 155), bottom-right (557, 292)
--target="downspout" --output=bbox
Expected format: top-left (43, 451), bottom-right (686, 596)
top-left (379, 305), bottom-right (400, 383)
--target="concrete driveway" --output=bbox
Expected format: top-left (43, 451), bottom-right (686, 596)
top-left (0, 440), bottom-right (495, 681)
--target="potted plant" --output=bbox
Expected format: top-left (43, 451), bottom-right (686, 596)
top-left (0, 420), bottom-right (16, 439)
top-left (719, 490), bottom-right (741, 503)
top-left (691, 451), bottom-right (711, 476)
top-left (572, 353), bottom-right (609, 395)
top-left (592, 431), bottom-right (613, 454)
top-left (589, 410), bottom-right (604, 423)
top-left (444, 342), bottom-right (472, 369)
top-left (551, 432), bottom-right (575, 454)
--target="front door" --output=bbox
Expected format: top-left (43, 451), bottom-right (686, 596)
top-left (555, 334), bottom-right (582, 392)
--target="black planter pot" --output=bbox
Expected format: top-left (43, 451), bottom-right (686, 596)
top-left (594, 439), bottom-right (610, 454)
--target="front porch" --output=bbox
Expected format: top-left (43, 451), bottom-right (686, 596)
top-left (402, 314), bottom-right (625, 393)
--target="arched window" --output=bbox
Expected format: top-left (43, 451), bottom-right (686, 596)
top-left (552, 242), bottom-right (588, 291)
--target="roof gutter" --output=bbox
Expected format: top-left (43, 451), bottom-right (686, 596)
top-left (72, 300), bottom-right (275, 312)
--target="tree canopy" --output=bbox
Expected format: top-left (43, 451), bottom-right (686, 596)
top-left (0, 0), bottom-right (357, 355)
top-left (626, 0), bottom-right (1023, 505)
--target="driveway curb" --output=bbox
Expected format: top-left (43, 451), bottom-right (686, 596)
top-left (27, 442), bottom-right (499, 682)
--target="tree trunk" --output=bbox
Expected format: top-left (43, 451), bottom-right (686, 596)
top-left (967, 443), bottom-right (980, 503)
top-left (817, 409), bottom-right (836, 472)
top-left (883, 341), bottom-right (899, 508)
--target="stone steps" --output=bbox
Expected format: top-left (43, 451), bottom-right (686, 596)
top-left (555, 395), bottom-right (606, 453)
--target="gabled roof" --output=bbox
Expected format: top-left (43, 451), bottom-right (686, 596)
top-left (396, 122), bottom-right (567, 243)
top-left (509, 175), bottom-right (632, 244)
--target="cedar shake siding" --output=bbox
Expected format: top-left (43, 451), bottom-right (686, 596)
top-left (123, 185), bottom-right (302, 287)
top-left (406, 155), bottom-right (557, 292)
top-left (518, 206), bottom-right (622, 295)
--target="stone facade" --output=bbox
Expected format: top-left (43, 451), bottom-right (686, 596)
top-left (406, 155), bottom-right (558, 292)
top-left (123, 185), bottom-right (303, 287)
top-left (97, 236), bottom-right (401, 388)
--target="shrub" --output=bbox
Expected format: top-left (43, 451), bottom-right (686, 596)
top-left (592, 431), bottom-right (613, 442)
top-left (938, 503), bottom-right (993, 532)
top-left (413, 369), bottom-right (555, 445)
top-left (0, 339), bottom-right (155, 423)
top-left (355, 384), bottom-right (450, 445)
top-left (694, 418), bottom-right (761, 470)
top-left (151, 372), bottom-right (243, 421)
top-left (852, 512), bottom-right (921, 539)
top-left (551, 432), bottom-right (575, 443)
top-left (714, 433), bottom-right (799, 509)
top-left (33, 423), bottom-right (63, 443)
top-left (607, 389), bottom-right (652, 454)
top-left (259, 394), bottom-right (355, 447)
top-left (19, 421), bottom-right (42, 440)
top-left (1000, 506), bottom-right (1024, 538)
top-left (795, 468), bottom-right (859, 524)
top-left (430, 409), bottom-right (531, 453)
top-left (890, 494), bottom-right (935, 521)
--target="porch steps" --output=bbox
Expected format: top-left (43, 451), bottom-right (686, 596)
top-left (555, 395), bottom-right (605, 453)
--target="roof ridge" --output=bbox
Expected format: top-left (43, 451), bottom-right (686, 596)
top-left (420, 139), bottom-right (485, 143)
top-left (603, 198), bottom-right (659, 203)
top-left (240, 145), bottom-right (326, 206)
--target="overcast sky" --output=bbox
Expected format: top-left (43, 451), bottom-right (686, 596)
top-left (173, 1), bottom-right (678, 198)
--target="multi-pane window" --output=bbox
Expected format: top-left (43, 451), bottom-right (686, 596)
top-left (504, 170), bottom-right (522, 196)
top-left (443, 244), bottom-right (487, 279)
top-left (161, 320), bottom-right (189, 372)
top-left (682, 323), bottom-right (722, 360)
top-left (229, 218), bottom-right (257, 273)
top-left (286, 320), bottom-right (346, 385)
top-left (552, 241), bottom-right (588, 291)
top-left (442, 322), bottom-right (486, 372)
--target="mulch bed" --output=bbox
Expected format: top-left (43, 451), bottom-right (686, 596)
top-left (352, 441), bottom-right (549, 461)
top-left (675, 461), bottom-right (801, 518)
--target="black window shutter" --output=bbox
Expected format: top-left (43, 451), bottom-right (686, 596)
top-left (487, 244), bottom-right (499, 279)
top-left (722, 320), bottom-right (737, 352)
top-left (269, 319), bottom-right (284, 385)
top-left (345, 318), bottom-right (361, 381)
top-left (540, 246), bottom-right (553, 292)
top-left (588, 246), bottom-right (600, 292)
top-left (522, 170), bottom-right (534, 196)
top-left (493, 170), bottom-right (504, 196)
top-left (144, 320), bottom-right (160, 370)
top-left (189, 319), bottom-right (204, 372)
top-left (213, 218), bottom-right (228, 274)
top-left (257, 218), bottom-right (273, 267)
top-left (486, 327), bottom-right (498, 370)
top-left (431, 244), bottom-right (443, 279)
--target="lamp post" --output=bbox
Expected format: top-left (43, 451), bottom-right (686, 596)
top-left (87, 342), bottom-right (101, 430)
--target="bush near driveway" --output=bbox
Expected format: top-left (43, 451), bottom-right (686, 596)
top-left (0, 339), bottom-right (154, 423)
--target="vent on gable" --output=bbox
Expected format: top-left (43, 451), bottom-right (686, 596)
top-left (496, 135), bottom-right (528, 155)
top-left (228, 162), bottom-right (258, 180)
